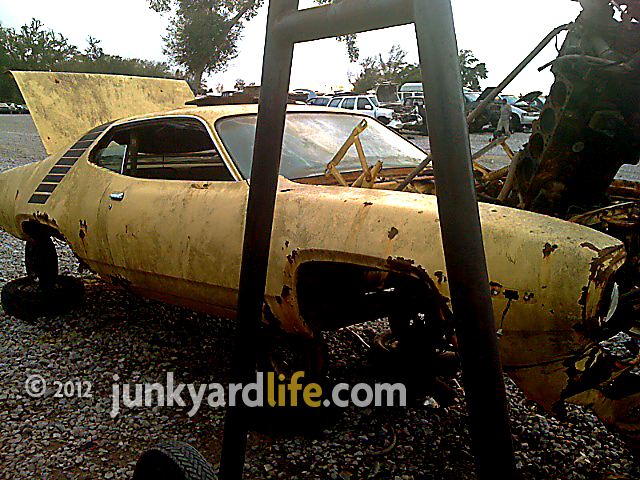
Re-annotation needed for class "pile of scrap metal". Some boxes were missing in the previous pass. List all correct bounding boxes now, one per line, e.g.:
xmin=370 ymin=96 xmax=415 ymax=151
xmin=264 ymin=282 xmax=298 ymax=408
xmin=478 ymin=0 xmax=640 ymax=278
xmin=469 ymin=0 xmax=640 ymax=452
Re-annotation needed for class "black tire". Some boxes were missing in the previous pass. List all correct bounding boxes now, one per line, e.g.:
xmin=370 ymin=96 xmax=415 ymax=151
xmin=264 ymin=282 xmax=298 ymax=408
xmin=1 ymin=275 xmax=84 ymax=321
xmin=25 ymin=237 xmax=58 ymax=284
xmin=132 ymin=441 xmax=216 ymax=480
xmin=510 ymin=114 xmax=523 ymax=133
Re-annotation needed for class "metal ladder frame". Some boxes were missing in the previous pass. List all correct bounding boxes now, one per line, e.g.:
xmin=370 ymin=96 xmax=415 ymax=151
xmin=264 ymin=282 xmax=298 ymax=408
xmin=220 ymin=1 xmax=516 ymax=478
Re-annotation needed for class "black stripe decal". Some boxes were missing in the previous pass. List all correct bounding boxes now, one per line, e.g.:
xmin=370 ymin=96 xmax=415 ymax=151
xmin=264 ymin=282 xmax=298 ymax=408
xmin=49 ymin=166 xmax=71 ymax=174
xmin=56 ymin=157 xmax=79 ymax=166
xmin=71 ymin=139 xmax=95 ymax=149
xmin=62 ymin=149 xmax=84 ymax=158
xmin=35 ymin=183 xmax=58 ymax=193
xmin=28 ymin=193 xmax=50 ymax=204
xmin=43 ymin=174 xmax=65 ymax=183
xmin=28 ymin=121 xmax=114 ymax=205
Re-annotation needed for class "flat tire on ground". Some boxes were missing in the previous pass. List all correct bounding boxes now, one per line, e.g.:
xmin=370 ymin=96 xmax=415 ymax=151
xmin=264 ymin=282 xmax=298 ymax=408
xmin=1 ymin=275 xmax=84 ymax=321
xmin=132 ymin=441 xmax=216 ymax=480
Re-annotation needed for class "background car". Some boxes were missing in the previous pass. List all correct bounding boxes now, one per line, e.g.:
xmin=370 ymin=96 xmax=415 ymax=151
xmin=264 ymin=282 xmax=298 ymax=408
xmin=0 ymin=103 xmax=12 ymax=114
xmin=396 ymin=96 xmax=428 ymax=134
xmin=464 ymin=89 xmax=540 ymax=132
xmin=306 ymin=96 xmax=332 ymax=106
xmin=327 ymin=94 xmax=394 ymax=124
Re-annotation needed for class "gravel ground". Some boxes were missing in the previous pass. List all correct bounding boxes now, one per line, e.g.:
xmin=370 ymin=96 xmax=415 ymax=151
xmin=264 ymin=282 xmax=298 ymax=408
xmin=0 ymin=114 xmax=639 ymax=479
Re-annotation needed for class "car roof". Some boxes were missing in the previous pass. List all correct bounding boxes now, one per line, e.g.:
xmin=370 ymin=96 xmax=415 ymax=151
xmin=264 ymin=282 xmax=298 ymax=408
xmin=110 ymin=104 xmax=349 ymax=127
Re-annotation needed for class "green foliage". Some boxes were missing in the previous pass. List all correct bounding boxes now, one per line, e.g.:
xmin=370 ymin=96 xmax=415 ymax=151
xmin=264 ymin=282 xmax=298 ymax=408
xmin=0 ymin=19 xmax=180 ymax=103
xmin=0 ymin=19 xmax=79 ymax=102
xmin=149 ymin=0 xmax=360 ymax=93
xmin=349 ymin=45 xmax=410 ymax=94
xmin=349 ymin=45 xmax=488 ymax=93
xmin=458 ymin=49 xmax=488 ymax=91
xmin=148 ymin=0 xmax=263 ymax=92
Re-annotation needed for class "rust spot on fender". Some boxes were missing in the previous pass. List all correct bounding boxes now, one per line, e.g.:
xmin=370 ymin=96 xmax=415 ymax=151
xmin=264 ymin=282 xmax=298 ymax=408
xmin=33 ymin=212 xmax=57 ymax=225
xmin=281 ymin=285 xmax=292 ymax=299
xmin=386 ymin=256 xmax=414 ymax=272
xmin=363 ymin=201 xmax=373 ymax=207
xmin=543 ymin=242 xmax=558 ymax=258
xmin=504 ymin=289 xmax=519 ymax=300
xmin=287 ymin=249 xmax=299 ymax=264
xmin=588 ymin=245 xmax=626 ymax=287
xmin=435 ymin=271 xmax=447 ymax=283
xmin=388 ymin=227 xmax=399 ymax=239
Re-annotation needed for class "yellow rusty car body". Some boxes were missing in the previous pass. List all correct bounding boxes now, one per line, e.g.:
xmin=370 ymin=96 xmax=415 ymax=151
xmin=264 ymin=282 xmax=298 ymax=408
xmin=0 ymin=72 xmax=628 ymax=420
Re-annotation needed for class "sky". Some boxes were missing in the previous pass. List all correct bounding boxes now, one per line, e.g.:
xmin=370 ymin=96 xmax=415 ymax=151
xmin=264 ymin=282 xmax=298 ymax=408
xmin=0 ymin=0 xmax=583 ymax=96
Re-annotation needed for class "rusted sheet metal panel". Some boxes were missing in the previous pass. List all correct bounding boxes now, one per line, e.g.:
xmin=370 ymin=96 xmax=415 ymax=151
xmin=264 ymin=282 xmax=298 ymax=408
xmin=10 ymin=71 xmax=194 ymax=155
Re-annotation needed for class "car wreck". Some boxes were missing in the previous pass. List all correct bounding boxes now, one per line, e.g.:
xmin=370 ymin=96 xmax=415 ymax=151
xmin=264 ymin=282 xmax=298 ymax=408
xmin=1 ymin=0 xmax=640 ymax=460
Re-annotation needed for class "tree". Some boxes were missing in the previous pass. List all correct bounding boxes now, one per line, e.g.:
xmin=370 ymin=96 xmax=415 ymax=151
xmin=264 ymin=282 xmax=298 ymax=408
xmin=458 ymin=49 xmax=488 ymax=91
xmin=0 ymin=19 xmax=180 ymax=103
xmin=148 ymin=0 xmax=264 ymax=93
xmin=2 ymin=18 xmax=79 ymax=70
xmin=85 ymin=36 xmax=104 ymax=61
xmin=234 ymin=78 xmax=245 ymax=90
xmin=349 ymin=45 xmax=410 ymax=93
xmin=149 ymin=0 xmax=360 ymax=94
xmin=0 ymin=19 xmax=79 ymax=102
xmin=349 ymin=45 xmax=488 ymax=94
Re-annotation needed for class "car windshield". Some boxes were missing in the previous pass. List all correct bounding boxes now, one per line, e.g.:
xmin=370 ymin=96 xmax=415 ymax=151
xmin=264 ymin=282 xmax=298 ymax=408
xmin=216 ymin=112 xmax=426 ymax=179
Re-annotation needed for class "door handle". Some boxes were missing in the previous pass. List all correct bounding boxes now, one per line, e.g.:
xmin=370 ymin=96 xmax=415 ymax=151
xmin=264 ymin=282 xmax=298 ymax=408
xmin=110 ymin=192 xmax=125 ymax=201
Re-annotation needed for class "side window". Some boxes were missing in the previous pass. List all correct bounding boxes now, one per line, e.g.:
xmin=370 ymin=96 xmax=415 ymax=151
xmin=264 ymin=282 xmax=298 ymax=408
xmin=342 ymin=97 xmax=355 ymax=110
xmin=94 ymin=141 xmax=127 ymax=173
xmin=357 ymin=98 xmax=372 ymax=110
xmin=328 ymin=98 xmax=342 ymax=108
xmin=91 ymin=117 xmax=234 ymax=181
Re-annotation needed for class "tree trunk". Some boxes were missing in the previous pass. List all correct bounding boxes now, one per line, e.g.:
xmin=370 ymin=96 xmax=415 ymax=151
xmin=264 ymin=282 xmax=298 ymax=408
xmin=191 ymin=67 xmax=206 ymax=94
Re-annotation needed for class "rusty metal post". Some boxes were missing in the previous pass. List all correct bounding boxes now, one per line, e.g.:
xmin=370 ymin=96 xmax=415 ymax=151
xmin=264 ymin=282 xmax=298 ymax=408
xmin=219 ymin=0 xmax=298 ymax=477
xmin=413 ymin=0 xmax=516 ymax=478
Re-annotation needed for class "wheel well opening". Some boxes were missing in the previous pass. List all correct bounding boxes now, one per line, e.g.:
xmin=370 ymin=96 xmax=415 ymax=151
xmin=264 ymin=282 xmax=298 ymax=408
xmin=21 ymin=221 xmax=63 ymax=242
xmin=295 ymin=260 xmax=449 ymax=333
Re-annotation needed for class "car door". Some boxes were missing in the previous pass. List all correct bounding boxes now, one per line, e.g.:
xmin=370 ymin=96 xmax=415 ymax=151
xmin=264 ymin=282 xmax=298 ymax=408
xmin=340 ymin=96 xmax=356 ymax=113
xmin=355 ymin=97 xmax=376 ymax=119
xmin=91 ymin=116 xmax=248 ymax=316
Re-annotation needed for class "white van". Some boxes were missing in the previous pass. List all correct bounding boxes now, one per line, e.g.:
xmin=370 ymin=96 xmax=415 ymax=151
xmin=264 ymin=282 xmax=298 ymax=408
xmin=399 ymin=82 xmax=424 ymax=101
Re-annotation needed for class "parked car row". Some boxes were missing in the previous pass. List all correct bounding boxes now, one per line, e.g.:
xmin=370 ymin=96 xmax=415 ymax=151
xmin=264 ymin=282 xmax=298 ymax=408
xmin=0 ymin=102 xmax=29 ymax=114
xmin=307 ymin=94 xmax=395 ymax=125
xmin=464 ymin=88 xmax=541 ymax=133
